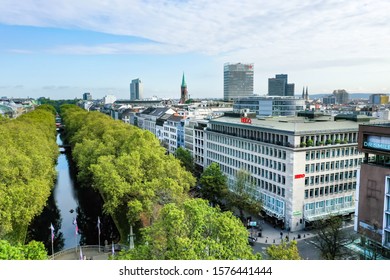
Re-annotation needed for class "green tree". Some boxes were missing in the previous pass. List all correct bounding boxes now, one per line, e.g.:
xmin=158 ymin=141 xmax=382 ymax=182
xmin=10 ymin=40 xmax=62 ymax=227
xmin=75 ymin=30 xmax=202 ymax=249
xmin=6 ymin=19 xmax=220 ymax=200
xmin=0 ymin=105 xmax=58 ymax=242
xmin=199 ymin=162 xmax=228 ymax=206
xmin=266 ymin=240 xmax=301 ymax=260
xmin=175 ymin=147 xmax=194 ymax=174
xmin=60 ymin=105 xmax=196 ymax=242
xmin=228 ymin=169 xmax=261 ymax=222
xmin=0 ymin=240 xmax=48 ymax=260
xmin=313 ymin=215 xmax=355 ymax=260
xmin=116 ymin=199 xmax=261 ymax=260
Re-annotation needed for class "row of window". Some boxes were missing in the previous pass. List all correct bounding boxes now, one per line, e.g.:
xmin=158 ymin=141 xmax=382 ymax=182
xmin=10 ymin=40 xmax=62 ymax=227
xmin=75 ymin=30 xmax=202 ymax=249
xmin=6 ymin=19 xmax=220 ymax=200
xmin=259 ymin=179 xmax=286 ymax=198
xmin=304 ymin=170 xmax=357 ymax=186
xmin=305 ymin=195 xmax=353 ymax=210
xmin=304 ymin=183 xmax=356 ymax=199
xmin=207 ymin=134 xmax=287 ymax=159
xmin=305 ymin=159 xmax=362 ymax=173
xmin=209 ymin=124 xmax=288 ymax=147
xmin=207 ymin=146 xmax=287 ymax=172
xmin=305 ymin=147 xmax=361 ymax=161
xmin=207 ymin=151 xmax=287 ymax=185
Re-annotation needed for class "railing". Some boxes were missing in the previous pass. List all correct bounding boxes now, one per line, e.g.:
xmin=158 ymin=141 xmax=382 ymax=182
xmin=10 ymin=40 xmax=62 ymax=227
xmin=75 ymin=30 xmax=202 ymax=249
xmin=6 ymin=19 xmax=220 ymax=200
xmin=50 ymin=245 xmax=105 ymax=259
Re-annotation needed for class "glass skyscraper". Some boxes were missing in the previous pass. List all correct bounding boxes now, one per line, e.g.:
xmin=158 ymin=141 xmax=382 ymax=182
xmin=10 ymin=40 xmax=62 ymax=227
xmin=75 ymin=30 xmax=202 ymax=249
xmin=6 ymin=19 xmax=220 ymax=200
xmin=130 ymin=78 xmax=143 ymax=100
xmin=223 ymin=63 xmax=254 ymax=101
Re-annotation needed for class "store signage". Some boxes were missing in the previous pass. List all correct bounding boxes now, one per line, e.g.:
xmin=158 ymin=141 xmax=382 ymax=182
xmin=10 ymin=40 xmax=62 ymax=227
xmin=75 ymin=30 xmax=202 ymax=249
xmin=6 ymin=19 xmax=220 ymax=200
xmin=363 ymin=135 xmax=390 ymax=152
xmin=294 ymin=174 xmax=305 ymax=179
xmin=241 ymin=117 xmax=252 ymax=124
xmin=293 ymin=211 xmax=302 ymax=216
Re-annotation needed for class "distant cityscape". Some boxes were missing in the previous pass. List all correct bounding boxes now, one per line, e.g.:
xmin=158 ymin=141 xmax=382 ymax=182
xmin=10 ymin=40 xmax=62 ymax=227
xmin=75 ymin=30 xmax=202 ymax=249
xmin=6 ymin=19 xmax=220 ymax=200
xmin=2 ymin=62 xmax=390 ymax=259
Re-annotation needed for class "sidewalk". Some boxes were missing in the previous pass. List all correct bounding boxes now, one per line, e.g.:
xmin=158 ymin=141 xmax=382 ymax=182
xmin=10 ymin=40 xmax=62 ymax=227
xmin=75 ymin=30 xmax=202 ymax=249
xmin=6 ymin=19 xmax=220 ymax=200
xmin=248 ymin=219 xmax=354 ymax=245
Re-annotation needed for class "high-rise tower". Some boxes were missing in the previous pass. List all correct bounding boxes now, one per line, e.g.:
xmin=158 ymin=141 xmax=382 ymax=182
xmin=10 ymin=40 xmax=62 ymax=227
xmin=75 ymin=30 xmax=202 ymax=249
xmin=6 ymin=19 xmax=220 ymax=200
xmin=130 ymin=78 xmax=143 ymax=100
xmin=223 ymin=63 xmax=254 ymax=101
xmin=180 ymin=73 xmax=188 ymax=104
xmin=268 ymin=74 xmax=295 ymax=96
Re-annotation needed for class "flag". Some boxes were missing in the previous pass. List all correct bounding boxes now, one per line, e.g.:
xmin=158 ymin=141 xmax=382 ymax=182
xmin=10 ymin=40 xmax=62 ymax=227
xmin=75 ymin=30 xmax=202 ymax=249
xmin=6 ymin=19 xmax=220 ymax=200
xmin=97 ymin=216 xmax=101 ymax=235
xmin=80 ymin=246 xmax=83 ymax=260
xmin=73 ymin=217 xmax=79 ymax=235
xmin=50 ymin=223 xmax=55 ymax=242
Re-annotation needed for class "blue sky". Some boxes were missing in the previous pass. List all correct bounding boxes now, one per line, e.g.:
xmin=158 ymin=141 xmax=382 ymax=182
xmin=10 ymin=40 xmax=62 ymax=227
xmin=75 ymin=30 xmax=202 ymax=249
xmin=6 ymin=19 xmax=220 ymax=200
xmin=1 ymin=0 xmax=390 ymax=100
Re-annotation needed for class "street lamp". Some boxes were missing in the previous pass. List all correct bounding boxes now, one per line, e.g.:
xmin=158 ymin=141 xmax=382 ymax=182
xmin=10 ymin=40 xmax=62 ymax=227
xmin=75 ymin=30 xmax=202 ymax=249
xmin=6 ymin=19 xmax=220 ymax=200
xmin=128 ymin=225 xmax=135 ymax=249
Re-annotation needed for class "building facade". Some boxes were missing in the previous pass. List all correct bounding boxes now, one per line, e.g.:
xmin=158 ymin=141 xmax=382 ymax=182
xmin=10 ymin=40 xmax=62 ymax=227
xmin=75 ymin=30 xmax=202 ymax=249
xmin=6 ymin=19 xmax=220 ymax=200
xmin=224 ymin=63 xmax=254 ymax=101
xmin=333 ymin=89 xmax=349 ymax=104
xmin=356 ymin=123 xmax=390 ymax=250
xmin=233 ymin=96 xmax=305 ymax=117
xmin=83 ymin=92 xmax=92 ymax=101
xmin=202 ymin=114 xmax=379 ymax=231
xmin=268 ymin=74 xmax=295 ymax=97
xmin=130 ymin=78 xmax=143 ymax=100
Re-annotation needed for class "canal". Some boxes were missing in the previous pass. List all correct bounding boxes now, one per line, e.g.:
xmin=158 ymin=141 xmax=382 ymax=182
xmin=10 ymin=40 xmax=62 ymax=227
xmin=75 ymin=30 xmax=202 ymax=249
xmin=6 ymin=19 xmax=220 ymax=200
xmin=26 ymin=132 xmax=119 ymax=254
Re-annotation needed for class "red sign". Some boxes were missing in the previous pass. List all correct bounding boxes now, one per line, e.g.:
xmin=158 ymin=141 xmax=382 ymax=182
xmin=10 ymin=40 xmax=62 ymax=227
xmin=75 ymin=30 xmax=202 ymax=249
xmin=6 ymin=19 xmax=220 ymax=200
xmin=294 ymin=174 xmax=305 ymax=179
xmin=241 ymin=117 xmax=252 ymax=124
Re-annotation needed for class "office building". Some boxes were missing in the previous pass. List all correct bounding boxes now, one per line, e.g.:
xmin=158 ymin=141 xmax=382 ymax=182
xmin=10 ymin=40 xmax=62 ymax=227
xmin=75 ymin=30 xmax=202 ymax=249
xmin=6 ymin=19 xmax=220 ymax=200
xmin=130 ymin=78 xmax=143 ymax=100
xmin=369 ymin=94 xmax=389 ymax=105
xmin=233 ymin=96 xmax=305 ymax=117
xmin=323 ymin=95 xmax=336 ymax=105
xmin=83 ymin=92 xmax=92 ymax=101
xmin=333 ymin=89 xmax=349 ymax=104
xmin=268 ymin=74 xmax=295 ymax=96
xmin=356 ymin=123 xmax=390 ymax=251
xmin=203 ymin=113 xmax=384 ymax=232
xmin=224 ymin=63 xmax=254 ymax=101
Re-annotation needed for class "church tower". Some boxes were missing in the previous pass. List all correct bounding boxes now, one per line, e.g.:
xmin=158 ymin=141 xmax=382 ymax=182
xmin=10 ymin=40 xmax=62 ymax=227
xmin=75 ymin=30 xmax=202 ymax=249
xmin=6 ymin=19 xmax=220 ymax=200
xmin=180 ymin=72 xmax=188 ymax=104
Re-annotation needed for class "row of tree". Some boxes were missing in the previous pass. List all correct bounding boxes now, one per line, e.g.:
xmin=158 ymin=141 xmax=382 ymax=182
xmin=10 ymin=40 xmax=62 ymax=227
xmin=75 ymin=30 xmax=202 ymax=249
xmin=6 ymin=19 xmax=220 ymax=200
xmin=0 ymin=105 xmax=58 ymax=259
xmin=60 ymin=105 xmax=267 ymax=259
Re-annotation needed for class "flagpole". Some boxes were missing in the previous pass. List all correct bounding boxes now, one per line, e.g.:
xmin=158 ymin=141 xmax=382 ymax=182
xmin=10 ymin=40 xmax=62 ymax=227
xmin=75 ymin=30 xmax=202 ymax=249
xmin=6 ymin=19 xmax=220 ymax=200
xmin=52 ymin=238 xmax=54 ymax=260
xmin=98 ymin=216 xmax=101 ymax=252
xmin=50 ymin=223 xmax=55 ymax=260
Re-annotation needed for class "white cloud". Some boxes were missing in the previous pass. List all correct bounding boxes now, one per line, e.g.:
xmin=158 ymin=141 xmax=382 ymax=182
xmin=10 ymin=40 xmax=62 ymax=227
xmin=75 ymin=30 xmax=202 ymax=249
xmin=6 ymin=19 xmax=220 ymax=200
xmin=1 ymin=0 xmax=390 ymax=59
xmin=1 ymin=0 xmax=390 ymax=95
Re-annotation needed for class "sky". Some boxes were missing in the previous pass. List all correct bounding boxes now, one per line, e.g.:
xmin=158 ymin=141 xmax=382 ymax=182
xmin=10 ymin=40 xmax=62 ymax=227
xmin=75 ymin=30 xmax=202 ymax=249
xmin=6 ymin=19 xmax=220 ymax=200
xmin=0 ymin=0 xmax=390 ymax=100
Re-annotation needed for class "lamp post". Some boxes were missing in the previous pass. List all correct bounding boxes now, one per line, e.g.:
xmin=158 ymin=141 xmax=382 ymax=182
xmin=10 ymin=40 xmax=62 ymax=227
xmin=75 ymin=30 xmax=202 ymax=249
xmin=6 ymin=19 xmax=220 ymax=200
xmin=128 ymin=225 xmax=135 ymax=249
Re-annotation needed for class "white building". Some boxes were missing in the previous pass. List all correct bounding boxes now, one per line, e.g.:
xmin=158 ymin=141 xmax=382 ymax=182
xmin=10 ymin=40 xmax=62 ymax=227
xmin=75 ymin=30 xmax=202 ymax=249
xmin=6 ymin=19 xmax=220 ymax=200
xmin=202 ymin=112 xmax=382 ymax=231
xmin=163 ymin=114 xmax=185 ymax=154
xmin=103 ymin=95 xmax=117 ymax=105
xmin=233 ymin=96 xmax=305 ymax=117
xmin=134 ymin=107 xmax=176 ymax=135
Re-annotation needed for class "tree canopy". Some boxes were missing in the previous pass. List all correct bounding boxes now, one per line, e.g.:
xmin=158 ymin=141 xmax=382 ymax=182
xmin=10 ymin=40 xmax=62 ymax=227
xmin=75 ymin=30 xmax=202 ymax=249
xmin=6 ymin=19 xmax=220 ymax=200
xmin=60 ymin=105 xmax=196 ymax=241
xmin=0 ymin=240 xmax=48 ymax=260
xmin=116 ymin=198 xmax=261 ymax=260
xmin=266 ymin=240 xmax=301 ymax=260
xmin=228 ymin=169 xmax=262 ymax=221
xmin=0 ymin=105 xmax=58 ymax=243
xmin=199 ymin=162 xmax=228 ymax=206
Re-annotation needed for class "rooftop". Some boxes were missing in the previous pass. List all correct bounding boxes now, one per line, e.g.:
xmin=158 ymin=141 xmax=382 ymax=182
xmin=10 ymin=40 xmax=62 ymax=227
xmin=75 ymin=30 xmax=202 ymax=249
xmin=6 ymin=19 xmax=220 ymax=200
xmin=209 ymin=115 xmax=387 ymax=134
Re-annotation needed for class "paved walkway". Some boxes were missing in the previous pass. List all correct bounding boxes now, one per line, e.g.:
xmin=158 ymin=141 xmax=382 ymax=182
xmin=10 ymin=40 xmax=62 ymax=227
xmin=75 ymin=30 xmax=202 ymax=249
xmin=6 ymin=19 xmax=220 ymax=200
xmin=248 ymin=219 xmax=354 ymax=245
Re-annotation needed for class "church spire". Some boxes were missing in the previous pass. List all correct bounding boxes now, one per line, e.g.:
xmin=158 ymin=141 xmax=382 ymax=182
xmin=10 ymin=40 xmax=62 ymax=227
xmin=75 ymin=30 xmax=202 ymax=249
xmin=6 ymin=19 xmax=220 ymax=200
xmin=181 ymin=72 xmax=187 ymax=88
xmin=180 ymin=72 xmax=188 ymax=104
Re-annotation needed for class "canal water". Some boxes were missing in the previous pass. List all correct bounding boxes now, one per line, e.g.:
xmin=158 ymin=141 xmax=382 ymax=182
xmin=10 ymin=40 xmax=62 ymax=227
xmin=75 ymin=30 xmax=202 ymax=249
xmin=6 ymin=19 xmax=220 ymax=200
xmin=26 ymin=132 xmax=119 ymax=254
